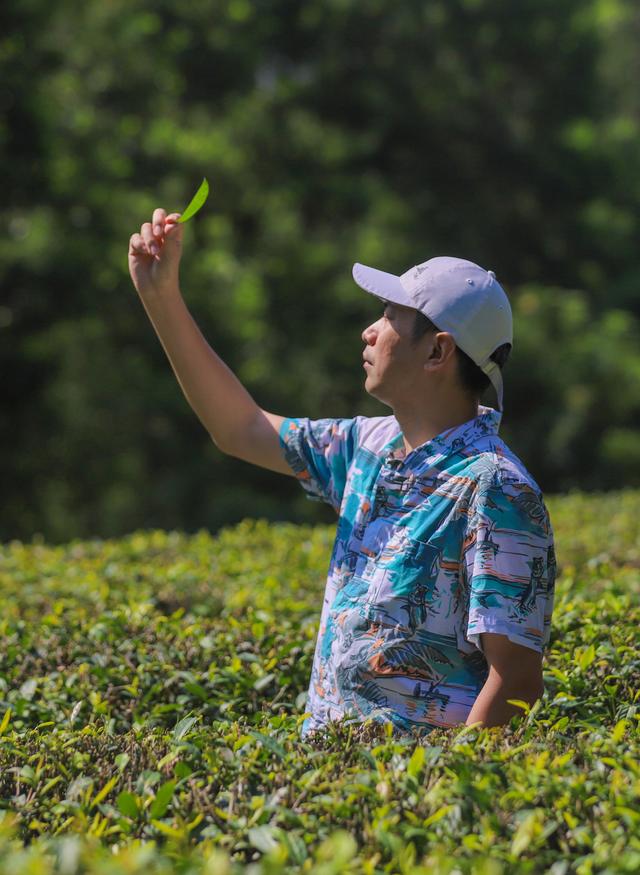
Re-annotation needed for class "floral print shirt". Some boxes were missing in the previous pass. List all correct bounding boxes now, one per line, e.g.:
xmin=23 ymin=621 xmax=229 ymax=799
xmin=279 ymin=405 xmax=556 ymax=739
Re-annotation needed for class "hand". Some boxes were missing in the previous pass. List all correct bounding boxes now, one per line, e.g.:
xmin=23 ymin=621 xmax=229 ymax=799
xmin=128 ymin=208 xmax=184 ymax=298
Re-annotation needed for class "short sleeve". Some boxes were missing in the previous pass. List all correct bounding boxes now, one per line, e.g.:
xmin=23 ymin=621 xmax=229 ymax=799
xmin=461 ymin=474 xmax=556 ymax=655
xmin=278 ymin=416 xmax=360 ymax=513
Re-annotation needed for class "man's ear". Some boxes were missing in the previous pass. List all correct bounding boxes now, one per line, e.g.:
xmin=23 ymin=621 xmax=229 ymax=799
xmin=425 ymin=331 xmax=457 ymax=367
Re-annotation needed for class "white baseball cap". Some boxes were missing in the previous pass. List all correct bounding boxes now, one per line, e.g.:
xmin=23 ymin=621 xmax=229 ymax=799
xmin=352 ymin=256 xmax=513 ymax=411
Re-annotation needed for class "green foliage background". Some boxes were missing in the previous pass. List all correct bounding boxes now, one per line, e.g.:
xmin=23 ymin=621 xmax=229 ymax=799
xmin=3 ymin=0 xmax=640 ymax=543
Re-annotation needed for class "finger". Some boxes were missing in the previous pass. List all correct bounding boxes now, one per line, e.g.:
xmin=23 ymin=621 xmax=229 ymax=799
xmin=164 ymin=217 xmax=182 ymax=239
xmin=140 ymin=222 xmax=157 ymax=252
xmin=152 ymin=208 xmax=166 ymax=237
xmin=166 ymin=213 xmax=181 ymax=223
xmin=129 ymin=233 xmax=148 ymax=256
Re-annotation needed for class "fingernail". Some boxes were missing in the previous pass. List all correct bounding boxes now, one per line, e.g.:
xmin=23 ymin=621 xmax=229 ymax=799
xmin=154 ymin=225 xmax=162 ymax=235
xmin=150 ymin=243 xmax=159 ymax=254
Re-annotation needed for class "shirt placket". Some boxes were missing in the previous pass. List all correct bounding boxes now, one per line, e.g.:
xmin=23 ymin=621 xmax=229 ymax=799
xmin=370 ymin=455 xmax=416 ymax=521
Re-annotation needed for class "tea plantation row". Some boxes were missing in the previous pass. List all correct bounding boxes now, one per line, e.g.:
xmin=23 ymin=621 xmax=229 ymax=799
xmin=0 ymin=490 xmax=638 ymax=873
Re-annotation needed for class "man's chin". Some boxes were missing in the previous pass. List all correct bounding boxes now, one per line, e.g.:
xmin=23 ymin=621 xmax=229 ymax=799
xmin=364 ymin=382 xmax=390 ymax=406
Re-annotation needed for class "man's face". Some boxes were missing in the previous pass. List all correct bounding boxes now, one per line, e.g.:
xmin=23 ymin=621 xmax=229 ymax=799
xmin=361 ymin=300 xmax=430 ymax=405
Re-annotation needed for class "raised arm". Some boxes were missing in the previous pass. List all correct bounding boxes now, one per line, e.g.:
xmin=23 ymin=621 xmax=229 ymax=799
xmin=127 ymin=207 xmax=295 ymax=477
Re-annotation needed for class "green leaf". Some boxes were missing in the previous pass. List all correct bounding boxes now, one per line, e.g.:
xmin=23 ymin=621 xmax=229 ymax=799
xmin=174 ymin=762 xmax=192 ymax=779
xmin=151 ymin=819 xmax=182 ymax=839
xmin=247 ymin=730 xmax=286 ymax=760
xmin=40 ymin=775 xmax=63 ymax=796
xmin=177 ymin=177 xmax=209 ymax=223
xmin=576 ymin=644 xmax=596 ymax=671
xmin=612 ymin=719 xmax=629 ymax=743
xmin=511 ymin=810 xmax=543 ymax=857
xmin=253 ymin=672 xmax=276 ymax=692
xmin=248 ymin=824 xmax=281 ymax=854
xmin=117 ymin=791 xmax=140 ymax=818
xmin=407 ymin=745 xmax=426 ymax=779
xmin=506 ymin=699 xmax=532 ymax=714
xmin=172 ymin=715 xmax=198 ymax=743
xmin=115 ymin=753 xmax=130 ymax=772
xmin=184 ymin=681 xmax=209 ymax=700
xmin=149 ymin=779 xmax=176 ymax=819
xmin=281 ymin=831 xmax=308 ymax=865
xmin=423 ymin=804 xmax=455 ymax=828
xmin=0 ymin=708 xmax=11 ymax=736
xmin=91 ymin=775 xmax=119 ymax=807
xmin=19 ymin=765 xmax=36 ymax=785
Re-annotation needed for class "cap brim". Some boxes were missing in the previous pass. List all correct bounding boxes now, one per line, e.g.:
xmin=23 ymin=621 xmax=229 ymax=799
xmin=352 ymin=263 xmax=411 ymax=307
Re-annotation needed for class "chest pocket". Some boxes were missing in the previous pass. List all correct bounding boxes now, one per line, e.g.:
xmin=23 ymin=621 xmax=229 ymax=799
xmin=359 ymin=515 xmax=395 ymax=560
xmin=359 ymin=472 xmax=418 ymax=555
xmin=401 ymin=537 xmax=440 ymax=582
xmin=391 ymin=536 xmax=442 ymax=631
xmin=360 ymin=532 xmax=443 ymax=630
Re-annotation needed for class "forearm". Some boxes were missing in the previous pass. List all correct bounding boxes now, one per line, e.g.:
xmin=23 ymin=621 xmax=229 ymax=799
xmin=137 ymin=288 xmax=261 ymax=450
xmin=465 ymin=672 xmax=543 ymax=729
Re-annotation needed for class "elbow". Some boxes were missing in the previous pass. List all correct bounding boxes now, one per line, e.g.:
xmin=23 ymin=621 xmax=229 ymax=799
xmin=209 ymin=432 xmax=232 ymax=455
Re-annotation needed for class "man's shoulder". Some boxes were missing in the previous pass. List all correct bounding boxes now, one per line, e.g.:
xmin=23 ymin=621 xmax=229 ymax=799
xmin=466 ymin=437 xmax=545 ymax=500
xmin=463 ymin=438 xmax=554 ymax=536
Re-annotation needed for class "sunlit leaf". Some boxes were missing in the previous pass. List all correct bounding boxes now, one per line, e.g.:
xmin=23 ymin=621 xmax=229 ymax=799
xmin=407 ymin=744 xmax=425 ymax=779
xmin=149 ymin=779 xmax=176 ymax=819
xmin=116 ymin=791 xmax=139 ymax=818
xmin=172 ymin=715 xmax=198 ymax=743
xmin=177 ymin=177 xmax=209 ymax=223
xmin=91 ymin=776 xmax=119 ymax=807
xmin=0 ymin=709 xmax=11 ymax=735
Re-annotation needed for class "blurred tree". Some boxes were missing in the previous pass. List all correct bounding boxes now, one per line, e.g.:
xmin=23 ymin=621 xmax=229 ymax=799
xmin=1 ymin=0 xmax=639 ymax=543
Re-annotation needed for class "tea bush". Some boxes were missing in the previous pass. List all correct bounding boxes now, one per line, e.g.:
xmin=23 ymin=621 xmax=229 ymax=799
xmin=0 ymin=491 xmax=638 ymax=873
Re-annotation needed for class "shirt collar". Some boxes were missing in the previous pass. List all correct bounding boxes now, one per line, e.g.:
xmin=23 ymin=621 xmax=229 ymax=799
xmin=385 ymin=405 xmax=502 ymax=464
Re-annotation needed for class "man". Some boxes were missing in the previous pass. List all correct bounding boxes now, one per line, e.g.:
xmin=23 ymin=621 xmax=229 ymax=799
xmin=128 ymin=209 xmax=556 ymax=742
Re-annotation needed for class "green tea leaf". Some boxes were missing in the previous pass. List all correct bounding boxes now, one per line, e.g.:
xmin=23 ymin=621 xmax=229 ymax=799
xmin=172 ymin=715 xmax=198 ymax=743
xmin=151 ymin=819 xmax=182 ymax=839
xmin=422 ymin=804 xmax=454 ymax=828
xmin=281 ymin=831 xmax=308 ymax=866
xmin=248 ymin=730 xmax=286 ymax=760
xmin=184 ymin=681 xmax=209 ymax=700
xmin=576 ymin=643 xmax=596 ymax=670
xmin=117 ymin=791 xmax=140 ymax=818
xmin=174 ymin=762 xmax=192 ymax=779
xmin=0 ymin=708 xmax=11 ymax=735
xmin=149 ymin=779 xmax=176 ymax=819
xmin=511 ymin=810 xmax=543 ymax=858
xmin=407 ymin=744 xmax=426 ymax=779
xmin=115 ymin=753 xmax=130 ymax=772
xmin=248 ymin=825 xmax=281 ymax=854
xmin=612 ymin=719 xmax=629 ymax=743
xmin=92 ymin=775 xmax=119 ymax=807
xmin=506 ymin=698 xmax=532 ymax=713
xmin=177 ymin=177 xmax=209 ymax=223
xmin=253 ymin=673 xmax=276 ymax=692
xmin=40 ymin=776 xmax=63 ymax=796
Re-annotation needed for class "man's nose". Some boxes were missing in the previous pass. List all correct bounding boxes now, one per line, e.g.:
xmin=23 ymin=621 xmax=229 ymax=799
xmin=362 ymin=323 xmax=377 ymax=344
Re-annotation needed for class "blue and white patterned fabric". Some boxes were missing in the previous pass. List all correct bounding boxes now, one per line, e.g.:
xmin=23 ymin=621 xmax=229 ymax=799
xmin=279 ymin=405 xmax=556 ymax=740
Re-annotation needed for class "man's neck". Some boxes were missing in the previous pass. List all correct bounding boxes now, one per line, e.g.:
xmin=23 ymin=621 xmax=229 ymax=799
xmin=393 ymin=397 xmax=480 ymax=456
